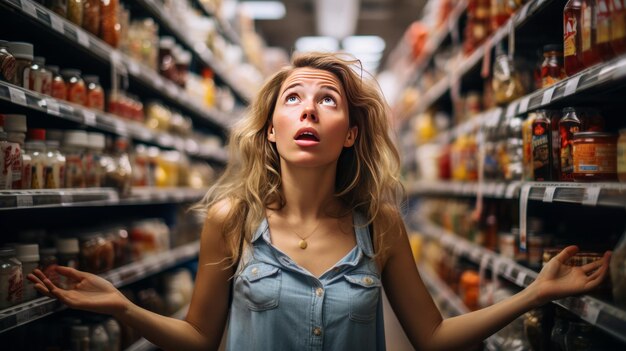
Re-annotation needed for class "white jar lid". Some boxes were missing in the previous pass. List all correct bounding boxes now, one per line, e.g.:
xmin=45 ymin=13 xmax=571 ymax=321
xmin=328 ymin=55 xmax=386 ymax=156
xmin=64 ymin=130 xmax=89 ymax=148
xmin=7 ymin=42 xmax=33 ymax=60
xmin=56 ymin=238 xmax=79 ymax=254
xmin=3 ymin=115 xmax=27 ymax=133
xmin=15 ymin=244 xmax=40 ymax=262
xmin=88 ymin=132 xmax=105 ymax=150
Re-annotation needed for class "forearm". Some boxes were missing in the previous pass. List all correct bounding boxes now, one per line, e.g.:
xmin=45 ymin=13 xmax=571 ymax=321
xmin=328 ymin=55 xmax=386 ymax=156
xmin=114 ymin=301 xmax=211 ymax=351
xmin=426 ymin=287 xmax=539 ymax=351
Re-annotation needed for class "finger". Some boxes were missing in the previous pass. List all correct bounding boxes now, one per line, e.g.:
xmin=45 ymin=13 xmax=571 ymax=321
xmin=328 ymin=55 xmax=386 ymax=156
xmin=33 ymin=283 xmax=54 ymax=298
xmin=581 ymin=259 xmax=604 ymax=274
xmin=555 ymin=245 xmax=579 ymax=264
xmin=55 ymin=266 xmax=86 ymax=281
xmin=27 ymin=273 xmax=44 ymax=286
xmin=37 ymin=270 xmax=61 ymax=292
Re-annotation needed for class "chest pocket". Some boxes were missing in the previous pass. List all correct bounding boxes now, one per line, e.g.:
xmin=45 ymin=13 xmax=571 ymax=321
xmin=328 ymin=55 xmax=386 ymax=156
xmin=344 ymin=273 xmax=381 ymax=323
xmin=239 ymin=262 xmax=282 ymax=311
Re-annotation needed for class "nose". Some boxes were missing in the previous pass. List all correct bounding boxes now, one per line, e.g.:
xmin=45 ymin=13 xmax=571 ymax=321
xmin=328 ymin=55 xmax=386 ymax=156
xmin=300 ymin=104 xmax=318 ymax=122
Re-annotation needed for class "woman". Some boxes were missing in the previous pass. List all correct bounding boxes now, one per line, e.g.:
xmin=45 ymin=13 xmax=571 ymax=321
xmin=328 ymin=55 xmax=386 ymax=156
xmin=29 ymin=53 xmax=611 ymax=350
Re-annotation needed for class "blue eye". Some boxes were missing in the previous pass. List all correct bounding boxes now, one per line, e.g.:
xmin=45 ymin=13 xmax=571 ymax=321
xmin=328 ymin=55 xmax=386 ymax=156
xmin=286 ymin=95 xmax=299 ymax=103
xmin=321 ymin=96 xmax=336 ymax=106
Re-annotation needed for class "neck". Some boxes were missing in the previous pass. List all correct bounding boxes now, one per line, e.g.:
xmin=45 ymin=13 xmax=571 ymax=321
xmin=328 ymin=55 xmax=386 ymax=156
xmin=276 ymin=162 xmax=341 ymax=221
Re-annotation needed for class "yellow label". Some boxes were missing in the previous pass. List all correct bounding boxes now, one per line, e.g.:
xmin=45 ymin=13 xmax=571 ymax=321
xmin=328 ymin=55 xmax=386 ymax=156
xmin=564 ymin=36 xmax=577 ymax=56
xmin=582 ymin=7 xmax=592 ymax=51
xmin=613 ymin=17 xmax=626 ymax=40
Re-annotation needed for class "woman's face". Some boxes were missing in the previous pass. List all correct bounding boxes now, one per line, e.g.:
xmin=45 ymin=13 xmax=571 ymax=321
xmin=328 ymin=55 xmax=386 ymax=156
xmin=268 ymin=67 xmax=358 ymax=168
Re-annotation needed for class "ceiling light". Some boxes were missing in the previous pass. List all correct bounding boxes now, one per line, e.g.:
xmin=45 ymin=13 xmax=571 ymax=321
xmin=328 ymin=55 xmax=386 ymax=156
xmin=239 ymin=1 xmax=286 ymax=20
xmin=295 ymin=36 xmax=340 ymax=52
xmin=315 ymin=0 xmax=360 ymax=39
xmin=342 ymin=36 xmax=386 ymax=54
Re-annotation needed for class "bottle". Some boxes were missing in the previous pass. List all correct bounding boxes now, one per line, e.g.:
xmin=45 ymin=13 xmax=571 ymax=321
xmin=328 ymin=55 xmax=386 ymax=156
xmin=82 ymin=0 xmax=101 ymax=35
xmin=103 ymin=318 xmax=121 ymax=351
xmin=84 ymin=75 xmax=104 ymax=110
xmin=90 ymin=320 xmax=111 ymax=351
xmin=104 ymin=137 xmax=132 ymax=197
xmin=4 ymin=115 xmax=30 ymax=189
xmin=541 ymin=44 xmax=567 ymax=88
xmin=159 ymin=36 xmax=177 ymax=82
xmin=46 ymin=0 xmax=68 ymax=17
xmin=39 ymin=247 xmax=60 ymax=287
xmin=100 ymin=0 xmax=120 ymax=48
xmin=581 ymin=0 xmax=601 ymax=67
xmin=6 ymin=42 xmax=33 ymax=88
xmin=0 ymin=40 xmax=17 ymax=83
xmin=70 ymin=325 xmax=90 ymax=351
xmin=564 ymin=0 xmax=586 ymax=76
xmin=67 ymin=0 xmax=84 ymax=26
xmin=618 ymin=128 xmax=626 ymax=183
xmin=559 ymin=108 xmax=582 ymax=181
xmin=610 ymin=0 xmax=626 ymax=55
xmin=0 ymin=247 xmax=23 ymax=309
xmin=86 ymin=132 xmax=105 ymax=187
xmin=31 ymin=57 xmax=52 ymax=95
xmin=55 ymin=238 xmax=79 ymax=289
xmin=48 ymin=65 xmax=68 ymax=100
xmin=25 ymin=129 xmax=48 ymax=189
xmin=202 ymin=68 xmax=216 ymax=107
xmin=61 ymin=69 xmax=87 ymax=106
xmin=174 ymin=49 xmax=191 ymax=88
xmin=63 ymin=130 xmax=88 ymax=188
xmin=595 ymin=0 xmax=615 ymax=60
xmin=45 ymin=139 xmax=66 ymax=189
xmin=532 ymin=110 xmax=553 ymax=181
xmin=14 ymin=244 xmax=39 ymax=302
xmin=25 ymin=55 xmax=42 ymax=93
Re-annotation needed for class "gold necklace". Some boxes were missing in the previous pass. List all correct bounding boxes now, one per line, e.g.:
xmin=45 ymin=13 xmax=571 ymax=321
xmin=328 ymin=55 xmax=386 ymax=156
xmin=292 ymin=220 xmax=322 ymax=249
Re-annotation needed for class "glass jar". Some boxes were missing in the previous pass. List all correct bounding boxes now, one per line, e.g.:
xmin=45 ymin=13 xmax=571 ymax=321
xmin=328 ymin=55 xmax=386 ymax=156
xmin=104 ymin=137 xmax=132 ymax=197
xmin=67 ymin=0 xmax=83 ymax=26
xmin=0 ymin=40 xmax=17 ymax=83
xmin=106 ymin=226 xmax=130 ymax=267
xmin=84 ymin=75 xmax=104 ymax=111
xmin=100 ymin=0 xmax=120 ymax=47
xmin=25 ymin=129 xmax=48 ymax=190
xmin=39 ymin=247 xmax=60 ymax=287
xmin=82 ymin=0 xmax=100 ymax=35
xmin=559 ymin=107 xmax=582 ymax=181
xmin=564 ymin=321 xmax=594 ymax=350
xmin=61 ymin=69 xmax=87 ymax=106
xmin=618 ymin=128 xmax=626 ymax=183
xmin=572 ymin=132 xmax=618 ymax=181
xmin=4 ymin=114 xmax=30 ymax=190
xmin=0 ymin=247 xmax=23 ymax=309
xmin=492 ymin=45 xmax=525 ymax=104
xmin=15 ymin=244 xmax=39 ymax=302
xmin=158 ymin=36 xmax=177 ymax=82
xmin=7 ymin=42 xmax=33 ymax=88
xmin=541 ymin=44 xmax=566 ymax=88
xmin=80 ymin=232 xmax=114 ymax=274
xmin=55 ymin=238 xmax=80 ymax=289
xmin=63 ymin=130 xmax=88 ymax=188
xmin=48 ymin=65 xmax=68 ymax=100
xmin=32 ymin=57 xmax=52 ymax=95
xmin=85 ymin=132 xmax=105 ymax=187
xmin=44 ymin=139 xmax=66 ymax=189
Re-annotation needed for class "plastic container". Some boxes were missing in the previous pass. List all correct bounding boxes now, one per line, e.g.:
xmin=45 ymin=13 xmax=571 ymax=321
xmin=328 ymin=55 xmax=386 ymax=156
xmin=63 ymin=130 xmax=88 ymax=188
xmin=56 ymin=238 xmax=80 ymax=289
xmin=45 ymin=139 xmax=66 ymax=189
xmin=15 ymin=244 xmax=40 ymax=302
xmin=60 ymin=69 xmax=87 ymax=106
xmin=48 ymin=65 xmax=68 ymax=100
xmin=3 ymin=115 xmax=30 ymax=190
xmin=572 ymin=132 xmax=618 ymax=181
xmin=79 ymin=232 xmax=114 ymax=274
xmin=0 ymin=247 xmax=23 ymax=308
xmin=84 ymin=75 xmax=104 ymax=111
xmin=31 ymin=57 xmax=52 ymax=95
xmin=7 ymin=42 xmax=33 ymax=88
xmin=25 ymin=129 xmax=47 ymax=189
xmin=0 ymin=40 xmax=17 ymax=83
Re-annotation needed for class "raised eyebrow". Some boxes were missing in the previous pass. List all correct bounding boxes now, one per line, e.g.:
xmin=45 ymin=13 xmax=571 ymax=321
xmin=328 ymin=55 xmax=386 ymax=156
xmin=320 ymin=85 xmax=342 ymax=96
xmin=280 ymin=83 xmax=303 ymax=97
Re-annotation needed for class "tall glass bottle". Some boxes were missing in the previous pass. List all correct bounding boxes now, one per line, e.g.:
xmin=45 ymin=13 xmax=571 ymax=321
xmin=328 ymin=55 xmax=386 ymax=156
xmin=564 ymin=0 xmax=586 ymax=75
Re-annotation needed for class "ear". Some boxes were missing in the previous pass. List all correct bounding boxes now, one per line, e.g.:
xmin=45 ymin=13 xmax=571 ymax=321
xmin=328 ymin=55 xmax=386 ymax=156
xmin=344 ymin=125 xmax=358 ymax=147
xmin=267 ymin=123 xmax=276 ymax=142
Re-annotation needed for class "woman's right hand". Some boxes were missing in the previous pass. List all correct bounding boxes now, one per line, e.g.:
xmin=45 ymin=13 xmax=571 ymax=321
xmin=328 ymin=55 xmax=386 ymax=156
xmin=28 ymin=266 xmax=130 ymax=317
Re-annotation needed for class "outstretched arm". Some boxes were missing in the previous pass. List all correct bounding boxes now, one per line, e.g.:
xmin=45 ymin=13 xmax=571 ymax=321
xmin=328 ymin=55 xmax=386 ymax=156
xmin=382 ymin=222 xmax=610 ymax=351
xmin=29 ymin=203 xmax=235 ymax=351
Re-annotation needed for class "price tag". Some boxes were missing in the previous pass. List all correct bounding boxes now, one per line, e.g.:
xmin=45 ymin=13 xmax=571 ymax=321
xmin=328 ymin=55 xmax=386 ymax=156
xmin=128 ymin=61 xmax=140 ymax=75
xmin=76 ymin=30 xmax=90 ymax=48
xmin=83 ymin=110 xmax=97 ymax=126
xmin=541 ymin=86 xmax=556 ymax=106
xmin=50 ymin=13 xmax=64 ymax=33
xmin=20 ymin=0 xmax=37 ymax=18
xmin=114 ymin=120 xmax=128 ymax=135
xmin=516 ymin=272 xmax=527 ymax=286
xmin=16 ymin=194 xmax=33 ymax=208
xmin=505 ymin=264 xmax=515 ymax=278
xmin=46 ymin=98 xmax=60 ymax=116
xmin=8 ymin=86 xmax=27 ymax=106
xmin=107 ymin=273 xmax=122 ymax=287
xmin=518 ymin=96 xmax=531 ymax=114
xmin=506 ymin=101 xmax=518 ymax=118
xmin=166 ymin=83 xmax=177 ymax=97
xmin=542 ymin=186 xmax=557 ymax=202
xmin=110 ymin=51 xmax=122 ymax=67
xmin=563 ymin=75 xmax=582 ymax=97
xmin=582 ymin=303 xmax=601 ymax=325
xmin=598 ymin=65 xmax=615 ymax=81
xmin=582 ymin=186 xmax=601 ymax=206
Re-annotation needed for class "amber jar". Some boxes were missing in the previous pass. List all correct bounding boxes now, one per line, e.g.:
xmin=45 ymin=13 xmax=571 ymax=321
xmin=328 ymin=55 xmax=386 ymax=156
xmin=79 ymin=232 xmax=114 ymax=274
xmin=60 ymin=69 xmax=87 ymax=106
xmin=618 ymin=129 xmax=626 ymax=183
xmin=541 ymin=44 xmax=566 ymax=88
xmin=572 ymin=132 xmax=618 ymax=181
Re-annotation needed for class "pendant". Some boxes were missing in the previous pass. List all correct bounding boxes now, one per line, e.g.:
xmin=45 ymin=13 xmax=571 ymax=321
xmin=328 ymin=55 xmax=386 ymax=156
xmin=299 ymin=239 xmax=308 ymax=249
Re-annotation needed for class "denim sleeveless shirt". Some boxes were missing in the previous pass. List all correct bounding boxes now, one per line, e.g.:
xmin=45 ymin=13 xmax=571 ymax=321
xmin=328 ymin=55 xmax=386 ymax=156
xmin=226 ymin=212 xmax=386 ymax=350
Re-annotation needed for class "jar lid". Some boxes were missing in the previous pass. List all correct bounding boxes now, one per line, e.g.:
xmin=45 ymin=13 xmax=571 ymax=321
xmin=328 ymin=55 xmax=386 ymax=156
xmin=56 ymin=238 xmax=80 ymax=254
xmin=0 ymin=247 xmax=16 ymax=257
xmin=573 ymin=131 xmax=617 ymax=138
xmin=15 ymin=244 xmax=40 ymax=262
xmin=3 ymin=114 xmax=27 ymax=133
xmin=543 ymin=44 xmax=562 ymax=53
xmin=160 ymin=36 xmax=175 ymax=49
xmin=27 ymin=128 xmax=46 ymax=141
xmin=46 ymin=129 xmax=64 ymax=142
xmin=7 ymin=42 xmax=34 ymax=60
xmin=63 ymin=130 xmax=89 ymax=148
xmin=88 ymin=132 xmax=105 ymax=150
xmin=83 ymin=75 xmax=99 ymax=85
xmin=60 ymin=69 xmax=82 ymax=78
xmin=47 ymin=65 xmax=60 ymax=74
xmin=40 ymin=247 xmax=58 ymax=256
xmin=33 ymin=56 xmax=45 ymax=65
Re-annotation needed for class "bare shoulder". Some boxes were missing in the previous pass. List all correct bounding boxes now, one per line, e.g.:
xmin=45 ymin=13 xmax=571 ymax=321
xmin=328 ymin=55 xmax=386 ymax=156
xmin=204 ymin=198 xmax=235 ymax=228
xmin=373 ymin=205 xmax=408 ymax=269
xmin=200 ymin=198 xmax=238 ymax=261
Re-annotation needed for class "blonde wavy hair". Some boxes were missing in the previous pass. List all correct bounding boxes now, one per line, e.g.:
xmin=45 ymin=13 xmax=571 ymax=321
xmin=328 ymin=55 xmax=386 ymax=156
xmin=194 ymin=52 xmax=404 ymax=267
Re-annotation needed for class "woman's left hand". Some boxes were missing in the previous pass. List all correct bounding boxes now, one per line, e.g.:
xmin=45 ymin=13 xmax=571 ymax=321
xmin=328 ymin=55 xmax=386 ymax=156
xmin=529 ymin=245 xmax=611 ymax=306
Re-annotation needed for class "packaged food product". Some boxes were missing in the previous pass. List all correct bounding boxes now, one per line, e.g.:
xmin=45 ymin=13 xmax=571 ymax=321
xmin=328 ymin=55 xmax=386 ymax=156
xmin=84 ymin=75 xmax=104 ymax=110
xmin=100 ymin=0 xmax=120 ymax=47
xmin=595 ymin=0 xmax=615 ymax=60
xmin=15 ymin=244 xmax=39 ymax=302
xmin=82 ymin=0 xmax=100 ymax=35
xmin=48 ymin=65 xmax=68 ymax=100
xmin=86 ymin=132 xmax=105 ymax=187
xmin=80 ymin=233 xmax=114 ymax=274
xmin=56 ymin=238 xmax=80 ymax=289
xmin=532 ymin=110 xmax=554 ymax=181
xmin=609 ymin=0 xmax=626 ymax=55
xmin=492 ymin=45 xmax=525 ymax=104
xmin=46 ymin=0 xmax=68 ymax=17
xmin=559 ymin=108 xmax=582 ymax=181
xmin=31 ymin=57 xmax=52 ymax=95
xmin=67 ymin=0 xmax=84 ymax=26
xmin=25 ymin=129 xmax=48 ymax=189
xmin=45 ymin=139 xmax=66 ymax=189
xmin=3 ymin=114 xmax=30 ymax=190
xmin=0 ymin=247 xmax=23 ymax=309
xmin=7 ymin=41 xmax=33 ymax=88
xmin=63 ymin=130 xmax=88 ymax=188
xmin=572 ymin=132 xmax=618 ymax=181
xmin=541 ymin=44 xmax=566 ymax=88
xmin=103 ymin=137 xmax=132 ymax=197
xmin=39 ymin=247 xmax=60 ymax=286
xmin=0 ymin=40 xmax=17 ymax=83
xmin=581 ymin=0 xmax=601 ymax=67
xmin=564 ymin=0 xmax=586 ymax=75
xmin=60 ymin=69 xmax=87 ymax=106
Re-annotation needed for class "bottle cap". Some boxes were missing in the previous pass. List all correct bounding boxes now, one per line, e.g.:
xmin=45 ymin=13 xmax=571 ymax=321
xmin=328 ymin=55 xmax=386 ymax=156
xmin=543 ymin=44 xmax=563 ymax=53
xmin=83 ymin=75 xmax=100 ymax=85
xmin=46 ymin=129 xmax=64 ymax=142
xmin=159 ymin=36 xmax=175 ymax=49
xmin=63 ymin=130 xmax=89 ymax=148
xmin=0 ymin=247 xmax=16 ymax=258
xmin=60 ymin=69 xmax=82 ymax=79
xmin=3 ymin=115 xmax=27 ymax=133
xmin=56 ymin=238 xmax=79 ymax=254
xmin=15 ymin=244 xmax=40 ymax=262
xmin=47 ymin=65 xmax=60 ymax=74
xmin=33 ymin=56 xmax=45 ymax=65
xmin=7 ymin=42 xmax=34 ymax=60
xmin=27 ymin=128 xmax=46 ymax=141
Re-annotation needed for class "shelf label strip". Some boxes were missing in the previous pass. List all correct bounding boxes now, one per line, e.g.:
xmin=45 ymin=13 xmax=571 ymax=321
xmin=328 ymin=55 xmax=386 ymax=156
xmin=83 ymin=110 xmax=97 ymax=126
xmin=582 ymin=186 xmax=601 ymax=206
xmin=563 ymin=75 xmax=582 ymax=97
xmin=45 ymin=98 xmax=60 ymax=116
xmin=49 ymin=12 xmax=64 ymax=33
xmin=541 ymin=86 xmax=556 ymax=106
xmin=542 ymin=186 xmax=556 ymax=202
xmin=518 ymin=96 xmax=531 ymax=114
xmin=8 ymin=87 xmax=27 ymax=106
xmin=20 ymin=0 xmax=37 ymax=18
xmin=519 ymin=183 xmax=532 ymax=251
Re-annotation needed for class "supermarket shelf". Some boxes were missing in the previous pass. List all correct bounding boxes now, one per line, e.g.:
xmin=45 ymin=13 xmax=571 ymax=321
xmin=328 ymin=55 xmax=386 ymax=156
xmin=408 ymin=180 xmax=626 ymax=208
xmin=0 ymin=187 xmax=207 ymax=210
xmin=124 ymin=304 xmax=190 ymax=351
xmin=414 ymin=217 xmax=626 ymax=343
xmin=135 ymin=0 xmax=253 ymax=103
xmin=418 ymin=263 xmax=470 ymax=317
xmin=0 ymin=241 xmax=199 ymax=334
xmin=194 ymin=0 xmax=242 ymax=46
xmin=0 ymin=82 xmax=228 ymax=163
xmin=1 ymin=0 xmax=237 ymax=130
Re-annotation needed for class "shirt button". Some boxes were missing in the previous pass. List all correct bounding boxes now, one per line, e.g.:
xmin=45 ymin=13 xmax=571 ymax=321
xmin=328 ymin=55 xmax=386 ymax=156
xmin=315 ymin=287 xmax=324 ymax=297
xmin=363 ymin=277 xmax=373 ymax=285
xmin=313 ymin=327 xmax=322 ymax=336
xmin=251 ymin=267 xmax=258 ymax=276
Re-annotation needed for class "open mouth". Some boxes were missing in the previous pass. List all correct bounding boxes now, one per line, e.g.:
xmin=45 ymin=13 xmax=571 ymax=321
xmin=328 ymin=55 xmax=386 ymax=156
xmin=295 ymin=131 xmax=320 ymax=142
